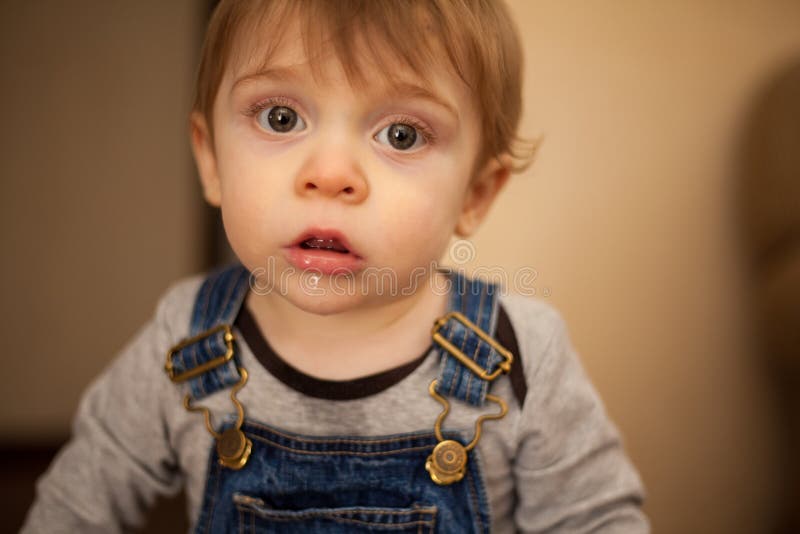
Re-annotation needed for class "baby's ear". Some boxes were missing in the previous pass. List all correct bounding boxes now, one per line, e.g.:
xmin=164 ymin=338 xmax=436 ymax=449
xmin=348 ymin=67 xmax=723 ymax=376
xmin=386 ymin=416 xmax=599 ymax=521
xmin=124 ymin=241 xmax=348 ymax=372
xmin=455 ymin=153 xmax=512 ymax=237
xmin=190 ymin=111 xmax=222 ymax=207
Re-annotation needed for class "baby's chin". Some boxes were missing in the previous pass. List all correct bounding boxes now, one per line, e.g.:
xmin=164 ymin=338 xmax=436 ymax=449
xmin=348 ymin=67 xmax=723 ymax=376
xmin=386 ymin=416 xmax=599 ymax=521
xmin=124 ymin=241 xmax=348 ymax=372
xmin=277 ymin=277 xmax=381 ymax=316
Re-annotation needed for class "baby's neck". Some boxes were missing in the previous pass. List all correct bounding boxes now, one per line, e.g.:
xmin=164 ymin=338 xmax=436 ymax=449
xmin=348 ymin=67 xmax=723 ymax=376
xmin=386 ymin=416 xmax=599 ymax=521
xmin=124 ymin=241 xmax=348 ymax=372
xmin=244 ymin=272 xmax=450 ymax=381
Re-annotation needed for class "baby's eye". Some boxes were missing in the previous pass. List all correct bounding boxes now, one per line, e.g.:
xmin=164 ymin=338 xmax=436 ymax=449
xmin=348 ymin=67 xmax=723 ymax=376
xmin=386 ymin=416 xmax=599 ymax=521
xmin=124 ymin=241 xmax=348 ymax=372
xmin=256 ymin=105 xmax=306 ymax=134
xmin=375 ymin=123 xmax=427 ymax=151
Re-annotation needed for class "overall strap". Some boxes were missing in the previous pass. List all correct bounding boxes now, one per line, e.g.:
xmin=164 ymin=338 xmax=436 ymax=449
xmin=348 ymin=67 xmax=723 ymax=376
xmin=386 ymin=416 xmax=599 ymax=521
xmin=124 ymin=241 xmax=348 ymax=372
xmin=165 ymin=262 xmax=251 ymax=400
xmin=433 ymin=271 xmax=512 ymax=407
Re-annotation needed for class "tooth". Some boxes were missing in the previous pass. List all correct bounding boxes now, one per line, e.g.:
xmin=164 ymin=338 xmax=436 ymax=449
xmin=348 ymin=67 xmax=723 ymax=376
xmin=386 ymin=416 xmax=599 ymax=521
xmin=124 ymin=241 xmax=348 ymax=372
xmin=301 ymin=237 xmax=348 ymax=253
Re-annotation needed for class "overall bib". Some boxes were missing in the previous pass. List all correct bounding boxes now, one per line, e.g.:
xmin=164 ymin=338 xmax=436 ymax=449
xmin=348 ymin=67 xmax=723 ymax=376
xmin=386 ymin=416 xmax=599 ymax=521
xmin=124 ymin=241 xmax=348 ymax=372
xmin=165 ymin=263 xmax=514 ymax=533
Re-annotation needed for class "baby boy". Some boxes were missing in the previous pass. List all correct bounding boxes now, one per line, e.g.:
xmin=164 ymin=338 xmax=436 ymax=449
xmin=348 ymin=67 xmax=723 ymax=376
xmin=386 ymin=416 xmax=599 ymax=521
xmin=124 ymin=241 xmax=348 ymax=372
xmin=23 ymin=1 xmax=648 ymax=532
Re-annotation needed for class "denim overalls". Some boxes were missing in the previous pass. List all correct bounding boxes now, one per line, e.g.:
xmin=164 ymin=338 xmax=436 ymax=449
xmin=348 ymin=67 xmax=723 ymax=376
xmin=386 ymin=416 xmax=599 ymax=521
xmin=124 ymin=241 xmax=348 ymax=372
xmin=165 ymin=263 xmax=514 ymax=533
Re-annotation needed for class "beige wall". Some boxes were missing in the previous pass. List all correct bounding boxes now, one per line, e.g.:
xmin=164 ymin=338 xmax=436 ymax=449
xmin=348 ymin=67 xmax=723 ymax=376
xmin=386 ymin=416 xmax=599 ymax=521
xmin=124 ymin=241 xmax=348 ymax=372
xmin=0 ymin=2 xmax=207 ymax=436
xmin=464 ymin=1 xmax=799 ymax=532
xmin=2 ymin=2 xmax=799 ymax=533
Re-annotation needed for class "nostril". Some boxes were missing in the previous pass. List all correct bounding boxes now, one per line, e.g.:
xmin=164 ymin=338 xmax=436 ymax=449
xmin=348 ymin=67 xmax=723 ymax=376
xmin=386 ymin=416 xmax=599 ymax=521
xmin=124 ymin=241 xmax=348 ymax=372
xmin=305 ymin=182 xmax=317 ymax=191
xmin=343 ymin=186 xmax=354 ymax=194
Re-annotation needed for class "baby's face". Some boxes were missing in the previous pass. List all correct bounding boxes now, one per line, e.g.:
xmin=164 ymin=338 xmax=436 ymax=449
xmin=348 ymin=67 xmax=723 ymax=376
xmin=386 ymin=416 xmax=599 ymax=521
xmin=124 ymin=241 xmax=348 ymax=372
xmin=194 ymin=23 xmax=487 ymax=314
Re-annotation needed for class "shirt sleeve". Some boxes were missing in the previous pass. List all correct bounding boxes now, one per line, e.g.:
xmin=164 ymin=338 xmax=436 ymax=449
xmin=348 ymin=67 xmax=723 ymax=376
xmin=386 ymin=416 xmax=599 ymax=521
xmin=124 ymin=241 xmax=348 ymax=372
xmin=21 ymin=290 xmax=187 ymax=534
xmin=513 ymin=308 xmax=650 ymax=533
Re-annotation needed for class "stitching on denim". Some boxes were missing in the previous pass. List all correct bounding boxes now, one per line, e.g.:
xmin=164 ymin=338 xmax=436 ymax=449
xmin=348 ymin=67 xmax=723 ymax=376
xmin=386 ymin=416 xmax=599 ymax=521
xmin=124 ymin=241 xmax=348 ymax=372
xmin=459 ymin=275 xmax=466 ymax=314
xmin=189 ymin=272 xmax=215 ymax=397
xmin=466 ymin=469 xmax=484 ymax=533
xmin=473 ymin=445 xmax=495 ymax=531
xmin=195 ymin=335 xmax=210 ymax=397
xmin=219 ymin=268 xmax=239 ymax=323
xmin=235 ymin=505 xmax=437 ymax=518
xmin=199 ymin=271 xmax=213 ymax=332
xmin=475 ymin=284 xmax=489 ymax=401
xmin=189 ymin=266 xmax=247 ymax=398
xmin=240 ymin=513 xmax=435 ymax=528
xmin=448 ymin=320 xmax=471 ymax=398
xmin=251 ymin=516 xmax=435 ymax=528
xmin=274 ymin=508 xmax=435 ymax=517
xmin=419 ymin=507 xmax=438 ymax=534
xmin=209 ymin=460 xmax=223 ymax=533
xmin=464 ymin=285 xmax=487 ymax=403
xmin=444 ymin=321 xmax=457 ymax=397
xmin=234 ymin=504 xmax=437 ymax=527
xmin=202 ymin=460 xmax=223 ymax=534
xmin=189 ymin=341 xmax=200 ymax=380
xmin=476 ymin=286 xmax=490 ymax=366
xmin=443 ymin=273 xmax=465 ymax=398
xmin=464 ymin=362 xmax=472 ymax=402
xmin=329 ymin=517 xmax=435 ymax=528
xmin=248 ymin=433 xmax=434 ymax=456
xmin=219 ymin=267 xmax=241 ymax=324
xmin=246 ymin=421 xmax=436 ymax=446
xmin=488 ymin=284 xmax=500 ymax=336
xmin=208 ymin=268 xmax=243 ymax=391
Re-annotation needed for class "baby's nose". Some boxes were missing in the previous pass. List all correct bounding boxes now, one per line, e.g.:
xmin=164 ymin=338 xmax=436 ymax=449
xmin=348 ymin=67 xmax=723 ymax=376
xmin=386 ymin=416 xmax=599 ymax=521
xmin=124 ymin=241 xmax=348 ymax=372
xmin=295 ymin=153 xmax=369 ymax=204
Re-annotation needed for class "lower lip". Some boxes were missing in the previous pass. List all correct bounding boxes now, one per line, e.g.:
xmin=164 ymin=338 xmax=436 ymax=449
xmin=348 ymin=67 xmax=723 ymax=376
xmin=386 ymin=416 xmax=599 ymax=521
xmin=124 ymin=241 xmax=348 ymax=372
xmin=283 ymin=246 xmax=366 ymax=275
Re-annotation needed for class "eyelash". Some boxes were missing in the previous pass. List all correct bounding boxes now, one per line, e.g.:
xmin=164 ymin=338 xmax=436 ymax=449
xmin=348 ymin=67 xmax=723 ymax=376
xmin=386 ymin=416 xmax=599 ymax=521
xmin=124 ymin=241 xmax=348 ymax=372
xmin=383 ymin=114 xmax=438 ymax=145
xmin=244 ymin=96 xmax=298 ymax=119
xmin=244 ymin=98 xmax=438 ymax=146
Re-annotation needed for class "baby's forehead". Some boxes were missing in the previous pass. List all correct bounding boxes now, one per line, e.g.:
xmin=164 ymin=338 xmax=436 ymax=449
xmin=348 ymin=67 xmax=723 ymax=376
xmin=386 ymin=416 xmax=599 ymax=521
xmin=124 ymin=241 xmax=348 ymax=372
xmin=231 ymin=50 xmax=441 ymax=102
xmin=224 ymin=7 xmax=468 ymax=100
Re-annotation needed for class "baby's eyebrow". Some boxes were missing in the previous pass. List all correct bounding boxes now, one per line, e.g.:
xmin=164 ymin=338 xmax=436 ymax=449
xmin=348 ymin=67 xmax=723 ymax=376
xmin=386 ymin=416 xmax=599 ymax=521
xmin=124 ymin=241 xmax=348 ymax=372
xmin=380 ymin=81 xmax=459 ymax=120
xmin=232 ymin=65 xmax=306 ymax=90
xmin=232 ymin=66 xmax=458 ymax=120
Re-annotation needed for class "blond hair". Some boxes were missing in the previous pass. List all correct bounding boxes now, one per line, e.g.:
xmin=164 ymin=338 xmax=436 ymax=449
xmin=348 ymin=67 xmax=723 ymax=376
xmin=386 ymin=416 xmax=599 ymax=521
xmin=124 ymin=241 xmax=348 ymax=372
xmin=193 ymin=0 xmax=536 ymax=172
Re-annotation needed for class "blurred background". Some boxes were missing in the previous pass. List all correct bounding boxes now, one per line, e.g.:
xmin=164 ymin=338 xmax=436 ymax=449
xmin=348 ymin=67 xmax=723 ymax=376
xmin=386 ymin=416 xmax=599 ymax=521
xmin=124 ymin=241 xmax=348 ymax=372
xmin=1 ymin=1 xmax=798 ymax=532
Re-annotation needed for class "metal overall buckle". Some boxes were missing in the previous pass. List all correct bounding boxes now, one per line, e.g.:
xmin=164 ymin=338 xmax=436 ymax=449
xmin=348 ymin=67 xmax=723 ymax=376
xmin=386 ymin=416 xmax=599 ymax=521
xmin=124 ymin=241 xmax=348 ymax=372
xmin=183 ymin=368 xmax=252 ymax=470
xmin=165 ymin=324 xmax=234 ymax=383
xmin=165 ymin=325 xmax=252 ymax=470
xmin=426 ymin=311 xmax=512 ymax=485
xmin=431 ymin=312 xmax=513 ymax=380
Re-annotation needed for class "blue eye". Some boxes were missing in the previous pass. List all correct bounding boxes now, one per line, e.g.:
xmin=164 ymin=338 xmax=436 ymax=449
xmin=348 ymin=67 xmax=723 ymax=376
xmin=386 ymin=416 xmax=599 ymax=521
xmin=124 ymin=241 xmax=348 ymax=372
xmin=257 ymin=105 xmax=307 ymax=133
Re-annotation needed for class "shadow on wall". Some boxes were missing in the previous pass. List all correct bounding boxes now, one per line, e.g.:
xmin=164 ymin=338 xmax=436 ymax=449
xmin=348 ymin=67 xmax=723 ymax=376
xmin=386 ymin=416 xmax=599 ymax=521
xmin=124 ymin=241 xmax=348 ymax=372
xmin=736 ymin=57 xmax=800 ymax=534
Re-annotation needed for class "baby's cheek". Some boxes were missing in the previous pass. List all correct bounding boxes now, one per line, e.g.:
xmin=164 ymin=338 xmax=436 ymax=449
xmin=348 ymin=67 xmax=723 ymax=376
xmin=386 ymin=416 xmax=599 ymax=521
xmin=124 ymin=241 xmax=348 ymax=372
xmin=402 ymin=210 xmax=454 ymax=260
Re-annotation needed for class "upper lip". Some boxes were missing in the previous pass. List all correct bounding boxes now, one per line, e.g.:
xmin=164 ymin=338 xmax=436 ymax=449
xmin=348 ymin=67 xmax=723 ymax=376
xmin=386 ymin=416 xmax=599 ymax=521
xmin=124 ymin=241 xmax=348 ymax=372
xmin=289 ymin=228 xmax=361 ymax=257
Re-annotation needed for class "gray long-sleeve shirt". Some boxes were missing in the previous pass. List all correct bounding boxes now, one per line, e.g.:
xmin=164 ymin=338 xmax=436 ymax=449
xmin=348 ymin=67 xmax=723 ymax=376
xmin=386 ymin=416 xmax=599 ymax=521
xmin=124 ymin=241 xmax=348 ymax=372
xmin=22 ymin=274 xmax=649 ymax=533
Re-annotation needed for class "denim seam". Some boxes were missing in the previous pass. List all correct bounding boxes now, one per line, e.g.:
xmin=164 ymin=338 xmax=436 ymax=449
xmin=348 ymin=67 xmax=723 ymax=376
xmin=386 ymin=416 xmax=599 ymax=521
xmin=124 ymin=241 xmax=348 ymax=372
xmin=448 ymin=321 xmax=471 ymax=398
xmin=197 ymin=335 xmax=211 ymax=397
xmin=466 ymin=470 xmax=483 ymax=533
xmin=220 ymin=269 xmax=242 ymax=327
xmin=219 ymin=269 xmax=241 ymax=327
xmin=209 ymin=462 xmax=222 ymax=526
xmin=329 ymin=518 xmax=435 ymax=528
xmin=238 ymin=511 xmax=436 ymax=528
xmin=238 ymin=507 xmax=437 ymax=518
xmin=465 ymin=286 xmax=488 ymax=403
xmin=471 ymin=446 xmax=494 ymax=533
xmin=248 ymin=433 xmax=433 ymax=456
xmin=245 ymin=421 xmax=436 ymax=446
xmin=199 ymin=270 xmax=213 ymax=330
xmin=184 ymin=265 xmax=246 ymax=400
xmin=245 ymin=515 xmax=435 ymax=528
xmin=203 ymin=460 xmax=222 ymax=534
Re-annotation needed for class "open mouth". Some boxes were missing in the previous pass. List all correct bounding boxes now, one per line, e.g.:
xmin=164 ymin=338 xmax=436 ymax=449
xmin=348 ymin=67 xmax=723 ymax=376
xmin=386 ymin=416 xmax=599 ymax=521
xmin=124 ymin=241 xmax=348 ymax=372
xmin=285 ymin=228 xmax=365 ymax=275
xmin=299 ymin=237 xmax=350 ymax=254
xmin=289 ymin=228 xmax=361 ymax=258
